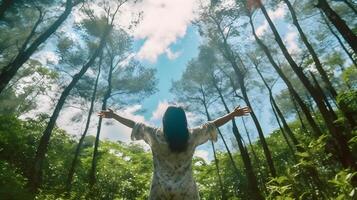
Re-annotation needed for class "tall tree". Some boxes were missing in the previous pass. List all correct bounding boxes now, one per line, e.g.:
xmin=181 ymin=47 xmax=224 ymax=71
xmin=320 ymin=11 xmax=357 ymax=67
xmin=28 ymin=6 xmax=118 ymax=192
xmin=199 ymin=4 xmax=277 ymax=177
xmin=65 ymin=53 xmax=103 ymax=193
xmin=282 ymin=0 xmax=337 ymax=99
xmin=0 ymin=0 xmax=81 ymax=94
xmin=89 ymin=29 xmax=157 ymax=186
xmin=252 ymin=0 xmax=355 ymax=168
xmin=244 ymin=5 xmax=323 ymax=137
xmin=316 ymin=0 xmax=357 ymax=53
xmin=250 ymin=57 xmax=300 ymax=149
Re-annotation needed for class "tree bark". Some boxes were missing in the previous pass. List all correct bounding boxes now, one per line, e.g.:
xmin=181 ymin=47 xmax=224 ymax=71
xmin=65 ymin=54 xmax=103 ymax=193
xmin=283 ymin=0 xmax=337 ymax=99
xmin=258 ymin=3 xmax=355 ymax=168
xmin=316 ymin=0 xmax=357 ymax=54
xmin=212 ymin=80 xmax=264 ymax=200
xmin=0 ymin=0 xmax=77 ymax=94
xmin=28 ymin=25 xmax=111 ymax=192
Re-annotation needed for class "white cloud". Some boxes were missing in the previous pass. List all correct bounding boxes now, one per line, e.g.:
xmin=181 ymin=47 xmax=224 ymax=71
xmin=256 ymin=3 xmax=286 ymax=37
xmin=284 ymin=26 xmax=300 ymax=54
xmin=165 ymin=49 xmax=181 ymax=60
xmin=150 ymin=100 xmax=170 ymax=122
xmin=124 ymin=0 xmax=200 ymax=62
xmin=194 ymin=149 xmax=209 ymax=162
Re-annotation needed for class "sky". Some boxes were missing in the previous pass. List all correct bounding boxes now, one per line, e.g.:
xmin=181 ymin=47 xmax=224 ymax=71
xmin=28 ymin=0 xmax=302 ymax=162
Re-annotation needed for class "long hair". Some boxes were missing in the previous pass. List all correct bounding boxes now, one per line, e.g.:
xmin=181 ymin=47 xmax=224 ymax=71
xmin=162 ymin=106 xmax=189 ymax=153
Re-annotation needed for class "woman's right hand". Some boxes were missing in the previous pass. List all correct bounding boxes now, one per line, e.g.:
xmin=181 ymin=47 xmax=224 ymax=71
xmin=98 ymin=108 xmax=116 ymax=118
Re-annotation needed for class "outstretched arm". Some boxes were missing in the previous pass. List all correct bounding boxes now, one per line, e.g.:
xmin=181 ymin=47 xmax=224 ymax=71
xmin=213 ymin=106 xmax=251 ymax=128
xmin=98 ymin=108 xmax=135 ymax=128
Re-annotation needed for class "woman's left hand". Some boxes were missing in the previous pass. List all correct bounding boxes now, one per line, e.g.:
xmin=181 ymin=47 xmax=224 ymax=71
xmin=232 ymin=106 xmax=251 ymax=117
xmin=98 ymin=108 xmax=116 ymax=118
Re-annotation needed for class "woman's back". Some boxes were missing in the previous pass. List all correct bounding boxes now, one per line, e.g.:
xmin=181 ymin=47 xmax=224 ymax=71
xmin=131 ymin=122 xmax=217 ymax=200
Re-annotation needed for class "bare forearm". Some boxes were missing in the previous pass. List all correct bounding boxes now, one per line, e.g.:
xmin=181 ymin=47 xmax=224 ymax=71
xmin=213 ymin=112 xmax=235 ymax=128
xmin=113 ymin=114 xmax=135 ymax=128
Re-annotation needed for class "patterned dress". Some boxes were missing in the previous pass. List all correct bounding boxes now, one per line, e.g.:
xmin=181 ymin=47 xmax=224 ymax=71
xmin=131 ymin=122 xmax=218 ymax=200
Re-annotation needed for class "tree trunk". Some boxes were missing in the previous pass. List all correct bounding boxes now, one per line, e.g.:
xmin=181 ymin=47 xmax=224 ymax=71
xmin=210 ymin=140 xmax=227 ymax=200
xmin=343 ymin=0 xmax=357 ymax=15
xmin=290 ymin=92 xmax=308 ymax=132
xmin=270 ymin=98 xmax=296 ymax=157
xmin=283 ymin=0 xmax=337 ymax=99
xmin=202 ymin=99 xmax=241 ymax=179
xmin=0 ymin=0 xmax=13 ymax=20
xmin=28 ymin=26 xmax=111 ymax=192
xmin=65 ymin=54 xmax=103 ymax=193
xmin=258 ymin=3 xmax=355 ymax=168
xmin=0 ymin=0 xmax=77 ymax=94
xmin=89 ymin=50 xmax=114 ymax=187
xmin=241 ymin=118 xmax=259 ymax=165
xmin=320 ymin=11 xmax=357 ymax=68
xmin=248 ymin=14 xmax=323 ymax=138
xmin=253 ymin=61 xmax=300 ymax=147
xmin=214 ymin=18 xmax=277 ymax=177
xmin=316 ymin=0 xmax=357 ymax=54
xmin=212 ymin=80 xmax=264 ymax=200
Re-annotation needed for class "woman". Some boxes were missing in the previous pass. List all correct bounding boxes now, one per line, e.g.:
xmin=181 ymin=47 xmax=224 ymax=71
xmin=98 ymin=105 xmax=251 ymax=200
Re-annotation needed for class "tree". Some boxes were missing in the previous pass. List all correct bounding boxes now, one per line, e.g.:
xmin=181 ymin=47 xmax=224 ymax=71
xmin=199 ymin=4 xmax=277 ymax=177
xmin=0 ymin=0 xmax=82 ymax=94
xmin=316 ymin=0 xmax=357 ymax=54
xmin=251 ymin=0 xmax=355 ymax=168
xmin=282 ymin=0 xmax=338 ymax=100
xmin=65 ymin=53 xmax=103 ymax=193
xmin=88 ymin=29 xmax=157 ymax=187
xmin=28 ymin=5 xmax=118 ymax=192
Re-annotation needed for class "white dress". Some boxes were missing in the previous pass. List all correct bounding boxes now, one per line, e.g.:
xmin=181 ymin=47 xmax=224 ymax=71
xmin=131 ymin=122 xmax=218 ymax=200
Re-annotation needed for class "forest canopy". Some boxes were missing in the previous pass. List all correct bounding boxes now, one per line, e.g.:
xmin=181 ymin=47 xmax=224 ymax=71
xmin=0 ymin=0 xmax=356 ymax=199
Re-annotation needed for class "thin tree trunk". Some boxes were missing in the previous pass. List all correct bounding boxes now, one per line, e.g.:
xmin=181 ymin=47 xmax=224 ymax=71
xmin=203 ymin=100 xmax=241 ymax=179
xmin=65 ymin=53 xmax=103 ymax=193
xmin=270 ymin=98 xmax=296 ymax=157
xmin=0 ymin=0 xmax=77 ymax=94
xmin=248 ymin=14 xmax=323 ymax=138
xmin=316 ymin=0 xmax=357 ymax=54
xmin=310 ymin=71 xmax=355 ymax=128
xmin=258 ymin=3 xmax=355 ymax=168
xmin=212 ymin=80 xmax=264 ymax=200
xmin=213 ymin=17 xmax=277 ymax=177
xmin=252 ymin=61 xmax=300 ymax=147
xmin=0 ymin=0 xmax=13 ymax=20
xmin=200 ymin=94 xmax=226 ymax=199
xmin=241 ymin=118 xmax=259 ymax=165
xmin=283 ymin=0 xmax=337 ymax=99
xmin=210 ymin=140 xmax=227 ymax=200
xmin=320 ymin=11 xmax=357 ymax=68
xmin=89 ymin=50 xmax=114 ymax=187
xmin=28 ymin=26 xmax=111 ymax=192
xmin=343 ymin=0 xmax=357 ymax=15
xmin=290 ymin=92 xmax=307 ymax=132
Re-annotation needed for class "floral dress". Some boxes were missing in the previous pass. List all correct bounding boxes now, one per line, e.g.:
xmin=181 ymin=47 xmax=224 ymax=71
xmin=131 ymin=122 xmax=218 ymax=200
